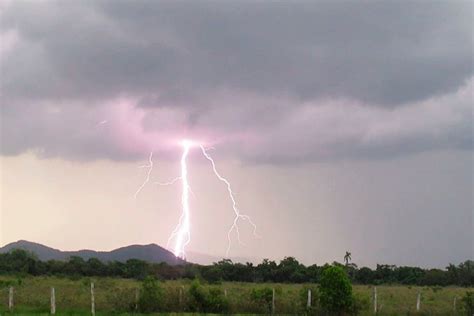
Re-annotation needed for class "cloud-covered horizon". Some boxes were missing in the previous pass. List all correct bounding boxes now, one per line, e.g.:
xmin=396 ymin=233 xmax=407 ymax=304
xmin=1 ymin=0 xmax=472 ymax=163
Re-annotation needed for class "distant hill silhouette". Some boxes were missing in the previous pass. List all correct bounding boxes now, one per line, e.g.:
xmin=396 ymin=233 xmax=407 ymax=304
xmin=0 ymin=240 xmax=186 ymax=265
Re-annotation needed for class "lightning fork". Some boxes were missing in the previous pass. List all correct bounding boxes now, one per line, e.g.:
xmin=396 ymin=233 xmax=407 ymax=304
xmin=134 ymin=151 xmax=154 ymax=199
xmin=199 ymin=145 xmax=259 ymax=257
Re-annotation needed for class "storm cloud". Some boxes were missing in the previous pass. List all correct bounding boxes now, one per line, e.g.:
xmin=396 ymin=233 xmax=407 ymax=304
xmin=1 ymin=0 xmax=472 ymax=163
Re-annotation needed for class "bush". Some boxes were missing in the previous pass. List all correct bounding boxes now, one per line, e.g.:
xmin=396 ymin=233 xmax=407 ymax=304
xmin=207 ymin=287 xmax=230 ymax=313
xmin=188 ymin=279 xmax=207 ymax=311
xmin=0 ymin=280 xmax=14 ymax=288
xmin=461 ymin=291 xmax=474 ymax=316
xmin=107 ymin=287 xmax=137 ymax=312
xmin=350 ymin=292 xmax=370 ymax=315
xmin=250 ymin=287 xmax=274 ymax=313
xmin=200 ymin=266 xmax=223 ymax=284
xmin=320 ymin=266 xmax=353 ymax=314
xmin=138 ymin=276 xmax=163 ymax=312
xmin=188 ymin=279 xmax=229 ymax=313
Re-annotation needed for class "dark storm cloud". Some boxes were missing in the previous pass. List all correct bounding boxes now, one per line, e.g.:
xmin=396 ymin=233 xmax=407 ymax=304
xmin=2 ymin=0 xmax=472 ymax=104
xmin=0 ymin=0 xmax=472 ymax=162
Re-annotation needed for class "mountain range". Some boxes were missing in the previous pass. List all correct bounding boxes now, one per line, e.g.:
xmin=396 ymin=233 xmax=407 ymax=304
xmin=0 ymin=240 xmax=186 ymax=265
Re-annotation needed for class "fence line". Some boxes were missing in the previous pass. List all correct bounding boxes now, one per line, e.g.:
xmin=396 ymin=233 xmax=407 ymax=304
xmin=1 ymin=282 xmax=469 ymax=314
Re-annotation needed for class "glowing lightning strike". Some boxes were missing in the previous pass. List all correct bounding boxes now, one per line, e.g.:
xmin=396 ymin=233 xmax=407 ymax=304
xmin=135 ymin=139 xmax=259 ymax=259
xmin=166 ymin=140 xmax=192 ymax=258
xmin=199 ymin=145 xmax=259 ymax=257
xmin=134 ymin=152 xmax=154 ymax=199
xmin=155 ymin=177 xmax=182 ymax=186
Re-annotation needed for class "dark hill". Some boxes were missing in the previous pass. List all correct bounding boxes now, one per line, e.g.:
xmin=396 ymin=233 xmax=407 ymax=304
xmin=0 ymin=240 xmax=186 ymax=265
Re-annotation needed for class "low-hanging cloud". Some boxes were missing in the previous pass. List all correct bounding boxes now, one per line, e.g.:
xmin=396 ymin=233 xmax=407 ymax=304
xmin=0 ymin=0 xmax=472 ymax=163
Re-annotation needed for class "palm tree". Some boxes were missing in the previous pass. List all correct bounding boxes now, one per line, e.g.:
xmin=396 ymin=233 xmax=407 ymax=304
xmin=344 ymin=251 xmax=352 ymax=265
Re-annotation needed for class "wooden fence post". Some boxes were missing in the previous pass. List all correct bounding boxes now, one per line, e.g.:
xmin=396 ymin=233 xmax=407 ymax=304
xmin=416 ymin=291 xmax=421 ymax=312
xmin=373 ymin=286 xmax=377 ymax=314
xmin=51 ymin=287 xmax=56 ymax=315
xmin=91 ymin=282 xmax=95 ymax=316
xmin=8 ymin=286 xmax=13 ymax=312
xmin=135 ymin=288 xmax=139 ymax=311
xmin=179 ymin=286 xmax=183 ymax=308
xmin=272 ymin=288 xmax=275 ymax=314
xmin=224 ymin=288 xmax=228 ymax=298
xmin=307 ymin=289 xmax=311 ymax=308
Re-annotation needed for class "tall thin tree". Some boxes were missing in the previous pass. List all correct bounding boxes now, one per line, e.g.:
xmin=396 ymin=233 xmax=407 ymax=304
xmin=344 ymin=251 xmax=352 ymax=265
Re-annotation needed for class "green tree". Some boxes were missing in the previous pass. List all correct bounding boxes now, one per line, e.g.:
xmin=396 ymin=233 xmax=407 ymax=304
xmin=125 ymin=259 xmax=149 ymax=279
xmin=420 ymin=268 xmax=449 ymax=286
xmin=138 ymin=276 xmax=163 ymax=312
xmin=307 ymin=264 xmax=322 ymax=283
xmin=200 ymin=265 xmax=223 ymax=284
xmin=64 ymin=256 xmax=86 ymax=276
xmin=85 ymin=258 xmax=107 ymax=276
xmin=276 ymin=257 xmax=306 ymax=283
xmin=344 ymin=251 xmax=352 ymax=265
xmin=319 ymin=266 xmax=353 ymax=314
xmin=458 ymin=260 xmax=474 ymax=286
xmin=255 ymin=259 xmax=278 ymax=282
xmin=355 ymin=267 xmax=374 ymax=284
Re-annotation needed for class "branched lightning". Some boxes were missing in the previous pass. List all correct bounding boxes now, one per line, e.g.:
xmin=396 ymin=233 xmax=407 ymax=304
xmin=155 ymin=177 xmax=182 ymax=186
xmin=134 ymin=140 xmax=259 ymax=259
xmin=200 ymin=145 xmax=259 ymax=257
xmin=134 ymin=152 xmax=154 ymax=199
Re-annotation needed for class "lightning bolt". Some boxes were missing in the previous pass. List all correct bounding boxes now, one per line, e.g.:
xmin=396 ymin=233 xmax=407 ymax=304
xmin=135 ymin=140 xmax=259 ymax=259
xmin=134 ymin=151 xmax=154 ymax=199
xmin=155 ymin=177 xmax=182 ymax=186
xmin=199 ymin=145 xmax=259 ymax=257
xmin=166 ymin=140 xmax=192 ymax=259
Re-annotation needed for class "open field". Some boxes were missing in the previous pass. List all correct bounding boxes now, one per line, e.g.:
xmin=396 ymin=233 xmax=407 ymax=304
xmin=0 ymin=276 xmax=472 ymax=315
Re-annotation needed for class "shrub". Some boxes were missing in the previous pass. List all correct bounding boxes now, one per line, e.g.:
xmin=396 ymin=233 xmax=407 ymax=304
xmin=188 ymin=279 xmax=207 ymax=311
xmin=461 ymin=291 xmax=474 ymax=316
xmin=200 ymin=266 xmax=223 ymax=284
xmin=207 ymin=287 xmax=230 ymax=313
xmin=0 ymin=280 xmax=14 ymax=288
xmin=319 ymin=266 xmax=353 ymax=314
xmin=188 ymin=279 xmax=229 ymax=313
xmin=107 ymin=287 xmax=137 ymax=312
xmin=250 ymin=287 xmax=274 ymax=313
xmin=350 ymin=292 xmax=370 ymax=315
xmin=138 ymin=276 xmax=163 ymax=312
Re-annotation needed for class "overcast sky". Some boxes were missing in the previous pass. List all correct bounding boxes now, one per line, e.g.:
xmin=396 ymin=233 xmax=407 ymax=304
xmin=0 ymin=0 xmax=472 ymax=267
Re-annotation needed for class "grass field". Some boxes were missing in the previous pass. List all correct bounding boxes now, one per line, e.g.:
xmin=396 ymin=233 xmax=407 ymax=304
xmin=0 ymin=276 xmax=472 ymax=315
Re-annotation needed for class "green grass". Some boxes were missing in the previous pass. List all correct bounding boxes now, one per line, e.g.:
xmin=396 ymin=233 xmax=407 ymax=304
xmin=0 ymin=276 xmax=472 ymax=315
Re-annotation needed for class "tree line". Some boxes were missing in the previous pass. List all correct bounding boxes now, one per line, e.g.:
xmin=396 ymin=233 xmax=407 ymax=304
xmin=0 ymin=249 xmax=472 ymax=286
